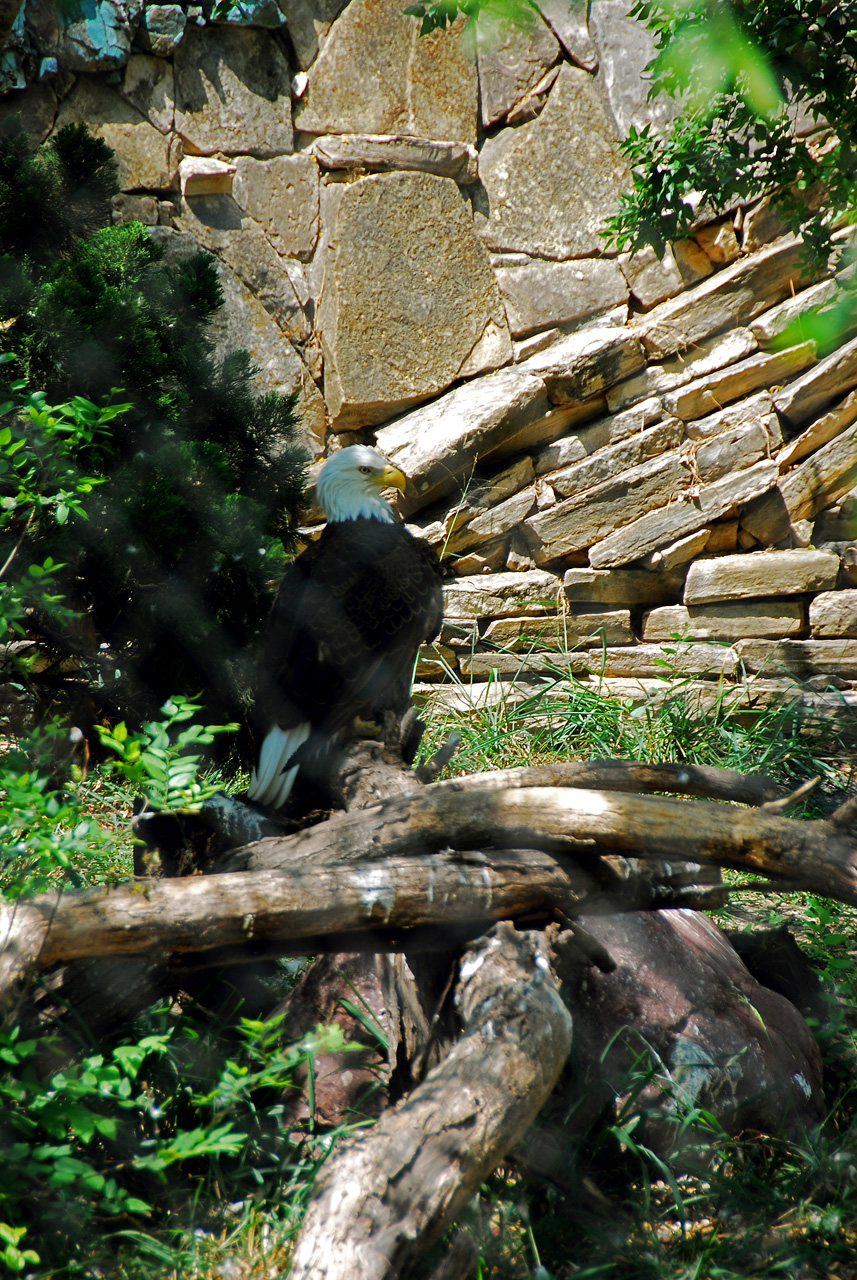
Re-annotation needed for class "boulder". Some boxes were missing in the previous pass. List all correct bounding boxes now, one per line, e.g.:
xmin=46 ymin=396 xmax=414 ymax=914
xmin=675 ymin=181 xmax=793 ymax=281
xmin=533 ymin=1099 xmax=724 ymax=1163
xmin=684 ymin=549 xmax=840 ymax=605
xmin=231 ymin=154 xmax=319 ymax=259
xmin=495 ymin=255 xmax=628 ymax=337
xmin=174 ymin=24 xmax=293 ymax=156
xmin=477 ymin=62 xmax=630 ymax=258
xmin=317 ymin=171 xmax=511 ymax=431
xmin=477 ymin=8 xmax=560 ymax=127
xmin=294 ymin=0 xmax=477 ymax=141
xmin=27 ymin=0 xmax=135 ymax=71
xmin=556 ymin=910 xmax=823 ymax=1157
xmin=53 ymin=77 xmax=176 ymax=191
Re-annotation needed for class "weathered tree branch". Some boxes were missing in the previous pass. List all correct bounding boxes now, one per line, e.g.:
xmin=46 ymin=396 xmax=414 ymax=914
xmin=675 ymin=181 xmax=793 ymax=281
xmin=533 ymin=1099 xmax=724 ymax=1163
xmin=288 ymin=922 xmax=572 ymax=1280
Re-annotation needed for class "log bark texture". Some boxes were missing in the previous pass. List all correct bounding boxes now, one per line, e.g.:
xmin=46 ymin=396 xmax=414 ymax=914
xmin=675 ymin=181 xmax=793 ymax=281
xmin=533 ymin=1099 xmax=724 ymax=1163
xmin=288 ymin=922 xmax=573 ymax=1280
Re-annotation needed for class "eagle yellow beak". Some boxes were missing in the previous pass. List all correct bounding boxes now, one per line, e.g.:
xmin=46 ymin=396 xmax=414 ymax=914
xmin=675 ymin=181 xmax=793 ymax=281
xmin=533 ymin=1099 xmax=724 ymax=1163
xmin=378 ymin=462 xmax=407 ymax=493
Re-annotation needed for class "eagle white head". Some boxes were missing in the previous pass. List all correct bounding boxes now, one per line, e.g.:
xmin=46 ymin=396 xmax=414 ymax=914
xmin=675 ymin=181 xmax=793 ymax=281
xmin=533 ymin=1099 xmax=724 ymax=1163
xmin=316 ymin=445 xmax=407 ymax=524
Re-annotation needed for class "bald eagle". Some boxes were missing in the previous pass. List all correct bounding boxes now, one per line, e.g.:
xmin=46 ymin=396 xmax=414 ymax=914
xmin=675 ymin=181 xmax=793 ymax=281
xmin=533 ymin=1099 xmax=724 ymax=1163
xmin=247 ymin=445 xmax=444 ymax=810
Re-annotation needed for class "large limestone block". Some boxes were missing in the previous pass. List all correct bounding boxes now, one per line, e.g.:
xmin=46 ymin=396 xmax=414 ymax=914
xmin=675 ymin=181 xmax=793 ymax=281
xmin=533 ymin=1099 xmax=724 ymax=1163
xmin=684 ymin=550 xmax=839 ymax=605
xmin=174 ymin=25 xmax=292 ymax=156
xmin=589 ymin=0 xmax=680 ymax=138
xmin=53 ymin=78 xmax=175 ymax=191
xmin=443 ymin=569 xmax=563 ymax=620
xmin=519 ymin=327 xmax=645 ymax=405
xmin=809 ymin=590 xmax=857 ymax=638
xmin=294 ymin=0 xmax=477 ymax=141
xmin=477 ymin=63 xmax=629 ymax=258
xmin=318 ymin=172 xmax=512 ymax=431
xmin=495 ymin=256 xmax=628 ymax=337
xmin=377 ymin=368 xmax=553 ymax=513
xmin=483 ymin=610 xmax=633 ymax=648
xmin=121 ymin=53 xmax=175 ymax=134
xmin=27 ymin=0 xmax=134 ymax=71
xmin=477 ymin=10 xmax=560 ymax=127
xmin=526 ymin=453 xmax=691 ymax=558
xmin=635 ymin=236 xmax=819 ymax=359
xmin=564 ymin=567 xmax=684 ymax=605
xmin=735 ymin=639 xmax=857 ymax=678
xmin=231 ymin=155 xmax=319 ymax=259
xmin=588 ymin=460 xmax=779 ymax=569
xmin=642 ymin=601 xmax=807 ymax=642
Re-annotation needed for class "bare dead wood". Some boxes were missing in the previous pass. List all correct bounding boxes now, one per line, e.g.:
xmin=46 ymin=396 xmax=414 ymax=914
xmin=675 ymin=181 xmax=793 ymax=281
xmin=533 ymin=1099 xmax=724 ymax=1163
xmin=0 ymin=846 xmax=725 ymax=999
xmin=226 ymin=785 xmax=857 ymax=905
xmin=287 ymin=923 xmax=572 ymax=1280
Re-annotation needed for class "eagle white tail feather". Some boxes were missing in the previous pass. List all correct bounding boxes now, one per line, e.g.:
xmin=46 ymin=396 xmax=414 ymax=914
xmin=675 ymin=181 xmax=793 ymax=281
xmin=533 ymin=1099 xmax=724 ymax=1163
xmin=247 ymin=723 xmax=312 ymax=808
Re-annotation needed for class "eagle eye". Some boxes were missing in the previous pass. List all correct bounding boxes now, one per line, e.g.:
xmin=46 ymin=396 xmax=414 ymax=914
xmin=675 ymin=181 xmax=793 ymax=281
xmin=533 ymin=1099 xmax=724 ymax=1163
xmin=359 ymin=465 xmax=372 ymax=474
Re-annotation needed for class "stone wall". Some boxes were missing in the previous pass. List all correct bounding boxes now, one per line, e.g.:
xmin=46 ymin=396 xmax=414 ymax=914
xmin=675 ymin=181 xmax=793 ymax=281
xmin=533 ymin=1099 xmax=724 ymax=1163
xmin=4 ymin=0 xmax=857 ymax=716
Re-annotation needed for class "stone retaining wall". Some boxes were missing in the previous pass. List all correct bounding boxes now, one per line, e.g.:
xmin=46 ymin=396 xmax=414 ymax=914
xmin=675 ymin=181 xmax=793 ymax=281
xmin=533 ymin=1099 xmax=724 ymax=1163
xmin=4 ymin=0 xmax=857 ymax=713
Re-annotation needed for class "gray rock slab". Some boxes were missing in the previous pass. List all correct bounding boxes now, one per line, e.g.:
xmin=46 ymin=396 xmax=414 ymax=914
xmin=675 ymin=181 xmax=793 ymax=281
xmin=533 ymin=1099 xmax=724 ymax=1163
xmin=535 ymin=0 xmax=597 ymax=68
xmin=564 ymin=567 xmax=684 ymax=605
xmin=606 ymin=326 xmax=759 ymax=412
xmin=644 ymin=526 xmax=712 ymax=571
xmin=661 ymin=342 xmax=816 ymax=422
xmin=310 ymin=134 xmax=478 ymax=181
xmin=809 ymin=590 xmax=857 ymax=638
xmin=281 ymin=0 xmax=348 ymax=68
xmin=447 ymin=485 xmax=538 ymax=554
xmin=28 ymin=0 xmax=134 ymax=70
xmin=519 ymin=326 xmax=645 ymax=405
xmin=642 ymin=600 xmax=807 ymax=642
xmin=684 ymin=549 xmax=840 ymax=605
xmin=635 ymin=236 xmax=820 ymax=359
xmin=121 ymin=53 xmax=175 ymax=134
xmin=231 ymin=154 xmax=319 ymax=260
xmin=294 ymin=0 xmax=477 ymax=141
xmin=777 ymin=387 xmax=857 ymax=468
xmin=684 ymin=390 xmax=775 ymax=442
xmin=750 ymin=276 xmax=841 ymax=347
xmin=317 ymin=171 xmax=511 ymax=431
xmin=483 ymin=609 xmax=633 ymax=648
xmin=550 ymin=418 xmax=684 ymax=499
xmin=460 ymin=650 xmax=589 ymax=679
xmin=477 ymin=9 xmax=560 ymax=127
xmin=591 ymin=642 xmax=739 ymax=679
xmin=527 ymin=452 xmax=691 ymax=558
xmin=588 ymin=460 xmax=780 ymax=569
xmin=174 ymin=25 xmax=292 ymax=156
xmin=496 ymin=255 xmax=628 ymax=337
xmin=53 ymin=77 xmax=175 ymax=191
xmin=735 ymin=639 xmax=857 ymax=678
xmin=772 ymin=334 xmax=857 ymax=427
xmin=477 ymin=62 xmax=629 ymax=258
xmin=376 ymin=367 xmax=553 ymax=514
xmin=619 ymin=243 xmax=684 ymax=309
xmin=741 ymin=423 xmax=857 ymax=543
xmin=536 ymin=396 xmax=667 ymax=474
xmin=589 ymin=0 xmax=681 ymax=138
xmin=443 ymin=569 xmax=563 ymax=620
xmin=694 ymin=420 xmax=780 ymax=484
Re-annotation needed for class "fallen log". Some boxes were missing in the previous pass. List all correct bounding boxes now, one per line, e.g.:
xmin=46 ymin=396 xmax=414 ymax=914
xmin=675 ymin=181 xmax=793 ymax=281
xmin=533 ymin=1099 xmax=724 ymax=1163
xmin=288 ymin=922 xmax=572 ymax=1280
